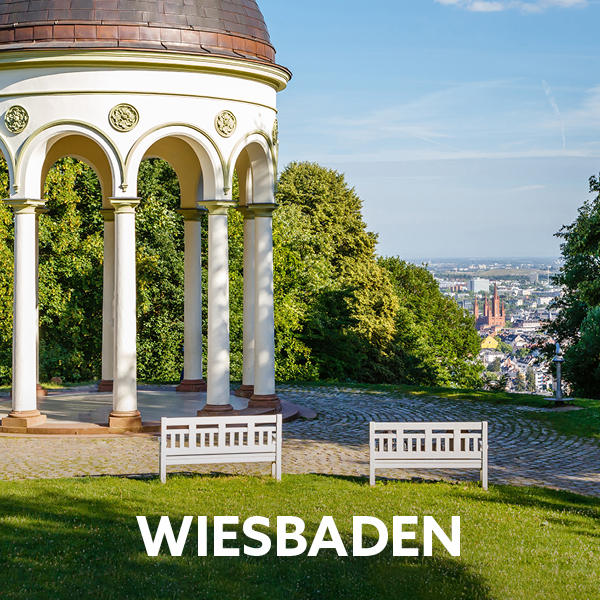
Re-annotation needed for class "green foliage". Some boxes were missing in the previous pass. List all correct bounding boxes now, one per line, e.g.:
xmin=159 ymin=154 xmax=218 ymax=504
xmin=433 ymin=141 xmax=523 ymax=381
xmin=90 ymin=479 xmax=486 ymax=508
xmin=515 ymin=371 xmax=526 ymax=392
xmin=135 ymin=159 xmax=185 ymax=381
xmin=0 ymin=164 xmax=12 ymax=383
xmin=495 ymin=337 xmax=513 ymax=354
xmin=526 ymin=367 xmax=536 ymax=392
xmin=562 ymin=307 xmax=600 ymax=398
xmin=38 ymin=158 xmax=104 ymax=381
xmin=0 ymin=158 xmax=483 ymax=390
xmin=378 ymin=258 xmax=483 ymax=388
xmin=487 ymin=358 xmax=501 ymax=372
xmin=545 ymin=174 xmax=600 ymax=397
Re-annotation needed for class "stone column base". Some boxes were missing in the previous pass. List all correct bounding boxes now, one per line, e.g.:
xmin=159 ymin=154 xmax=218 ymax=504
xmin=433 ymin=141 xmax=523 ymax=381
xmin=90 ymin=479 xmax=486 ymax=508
xmin=198 ymin=404 xmax=239 ymax=417
xmin=234 ymin=384 xmax=254 ymax=399
xmin=98 ymin=380 xmax=113 ymax=392
xmin=248 ymin=394 xmax=281 ymax=412
xmin=108 ymin=410 xmax=142 ymax=432
xmin=176 ymin=379 xmax=207 ymax=393
xmin=2 ymin=410 xmax=47 ymax=433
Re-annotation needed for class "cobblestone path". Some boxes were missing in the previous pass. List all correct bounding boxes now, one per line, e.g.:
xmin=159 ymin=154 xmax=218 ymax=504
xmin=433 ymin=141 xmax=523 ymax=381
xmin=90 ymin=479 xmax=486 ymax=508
xmin=1 ymin=385 xmax=599 ymax=497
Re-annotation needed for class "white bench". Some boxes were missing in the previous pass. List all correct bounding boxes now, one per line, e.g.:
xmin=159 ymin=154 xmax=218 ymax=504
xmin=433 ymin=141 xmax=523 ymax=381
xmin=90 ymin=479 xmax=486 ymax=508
xmin=370 ymin=421 xmax=488 ymax=490
xmin=159 ymin=414 xmax=282 ymax=483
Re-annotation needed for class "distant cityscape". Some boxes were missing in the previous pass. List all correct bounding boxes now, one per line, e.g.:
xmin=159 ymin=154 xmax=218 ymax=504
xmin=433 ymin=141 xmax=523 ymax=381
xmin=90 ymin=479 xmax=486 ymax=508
xmin=424 ymin=258 xmax=562 ymax=395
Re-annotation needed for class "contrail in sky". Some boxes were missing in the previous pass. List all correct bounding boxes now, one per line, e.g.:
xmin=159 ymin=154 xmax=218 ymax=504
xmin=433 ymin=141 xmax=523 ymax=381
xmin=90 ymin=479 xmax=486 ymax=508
xmin=542 ymin=80 xmax=566 ymax=152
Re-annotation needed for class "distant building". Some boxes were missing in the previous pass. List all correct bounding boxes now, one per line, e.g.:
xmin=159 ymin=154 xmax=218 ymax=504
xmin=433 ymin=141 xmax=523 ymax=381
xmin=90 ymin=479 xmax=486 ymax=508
xmin=481 ymin=335 xmax=498 ymax=350
xmin=529 ymin=273 xmax=539 ymax=284
xmin=474 ymin=284 xmax=506 ymax=331
xmin=469 ymin=278 xmax=490 ymax=294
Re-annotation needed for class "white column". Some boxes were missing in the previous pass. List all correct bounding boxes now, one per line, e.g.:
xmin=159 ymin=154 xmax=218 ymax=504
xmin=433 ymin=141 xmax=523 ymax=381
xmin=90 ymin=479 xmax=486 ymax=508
xmin=249 ymin=203 xmax=280 ymax=410
xmin=109 ymin=198 xmax=141 ymax=430
xmin=235 ymin=206 xmax=255 ymax=398
xmin=198 ymin=200 xmax=237 ymax=414
xmin=99 ymin=209 xmax=114 ymax=392
xmin=176 ymin=209 xmax=206 ymax=392
xmin=2 ymin=199 xmax=47 ymax=429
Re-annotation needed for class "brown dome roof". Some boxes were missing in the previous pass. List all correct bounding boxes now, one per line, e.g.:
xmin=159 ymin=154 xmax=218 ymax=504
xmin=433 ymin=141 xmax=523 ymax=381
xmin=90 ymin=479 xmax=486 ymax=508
xmin=0 ymin=0 xmax=276 ymax=63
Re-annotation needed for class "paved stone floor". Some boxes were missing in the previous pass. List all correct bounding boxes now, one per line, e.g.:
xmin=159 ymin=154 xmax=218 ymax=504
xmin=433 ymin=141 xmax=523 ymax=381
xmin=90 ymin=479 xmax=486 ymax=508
xmin=1 ymin=384 xmax=599 ymax=497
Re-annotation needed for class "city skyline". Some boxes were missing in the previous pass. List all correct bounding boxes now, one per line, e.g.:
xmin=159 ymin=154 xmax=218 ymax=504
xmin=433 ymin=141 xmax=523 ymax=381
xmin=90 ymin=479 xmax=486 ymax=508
xmin=259 ymin=0 xmax=600 ymax=259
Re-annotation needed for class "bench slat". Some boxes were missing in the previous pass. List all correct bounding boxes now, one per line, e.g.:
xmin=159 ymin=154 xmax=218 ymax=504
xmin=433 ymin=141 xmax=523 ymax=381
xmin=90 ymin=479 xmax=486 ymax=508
xmin=160 ymin=414 xmax=282 ymax=483
xmin=370 ymin=421 xmax=488 ymax=490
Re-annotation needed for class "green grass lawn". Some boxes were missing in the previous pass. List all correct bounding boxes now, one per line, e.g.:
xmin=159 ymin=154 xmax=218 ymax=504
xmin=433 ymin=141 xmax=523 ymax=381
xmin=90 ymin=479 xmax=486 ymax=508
xmin=0 ymin=474 xmax=598 ymax=599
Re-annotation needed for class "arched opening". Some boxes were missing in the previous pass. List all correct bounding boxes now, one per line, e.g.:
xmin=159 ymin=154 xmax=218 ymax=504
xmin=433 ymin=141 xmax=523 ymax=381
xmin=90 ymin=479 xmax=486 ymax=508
xmin=38 ymin=156 xmax=104 ymax=383
xmin=126 ymin=131 xmax=221 ymax=391
xmin=135 ymin=157 xmax=188 ymax=382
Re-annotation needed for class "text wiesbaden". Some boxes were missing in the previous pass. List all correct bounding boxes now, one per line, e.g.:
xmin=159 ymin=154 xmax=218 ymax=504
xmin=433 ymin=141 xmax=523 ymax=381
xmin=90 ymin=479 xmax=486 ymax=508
xmin=137 ymin=515 xmax=460 ymax=557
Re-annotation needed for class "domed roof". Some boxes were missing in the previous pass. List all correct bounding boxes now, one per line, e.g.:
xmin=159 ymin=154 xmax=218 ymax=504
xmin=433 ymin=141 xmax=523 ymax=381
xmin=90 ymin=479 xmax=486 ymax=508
xmin=0 ymin=0 xmax=276 ymax=64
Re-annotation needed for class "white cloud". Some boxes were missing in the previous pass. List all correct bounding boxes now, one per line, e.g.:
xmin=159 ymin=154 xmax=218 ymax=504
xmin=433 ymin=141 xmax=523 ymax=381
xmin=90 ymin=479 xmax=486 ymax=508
xmin=434 ymin=0 xmax=588 ymax=12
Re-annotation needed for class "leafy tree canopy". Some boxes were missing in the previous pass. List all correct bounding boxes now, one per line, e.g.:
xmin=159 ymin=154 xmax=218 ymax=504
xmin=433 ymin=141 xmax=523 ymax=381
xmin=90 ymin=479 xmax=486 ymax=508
xmin=545 ymin=174 xmax=600 ymax=397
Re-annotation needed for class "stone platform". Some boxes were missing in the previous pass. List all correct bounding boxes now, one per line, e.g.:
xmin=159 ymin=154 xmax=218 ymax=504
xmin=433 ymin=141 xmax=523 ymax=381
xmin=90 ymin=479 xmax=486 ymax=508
xmin=0 ymin=386 xmax=314 ymax=435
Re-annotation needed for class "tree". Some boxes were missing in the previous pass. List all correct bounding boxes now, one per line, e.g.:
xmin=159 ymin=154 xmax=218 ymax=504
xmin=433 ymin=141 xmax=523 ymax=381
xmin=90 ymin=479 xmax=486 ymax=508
xmin=0 ymin=163 xmax=12 ymax=383
xmin=515 ymin=371 xmax=526 ymax=392
xmin=526 ymin=367 xmax=536 ymax=392
xmin=544 ymin=174 xmax=600 ymax=397
xmin=276 ymin=162 xmax=397 ymax=382
xmin=495 ymin=337 xmax=513 ymax=354
xmin=38 ymin=158 xmax=104 ymax=381
xmin=0 ymin=158 xmax=486 ymax=390
xmin=487 ymin=358 xmax=501 ymax=373
xmin=378 ymin=258 xmax=483 ymax=388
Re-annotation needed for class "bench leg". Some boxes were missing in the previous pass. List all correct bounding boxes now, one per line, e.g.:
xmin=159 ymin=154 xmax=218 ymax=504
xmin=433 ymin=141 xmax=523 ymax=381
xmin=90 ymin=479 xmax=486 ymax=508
xmin=160 ymin=460 xmax=166 ymax=484
xmin=272 ymin=461 xmax=281 ymax=482
xmin=481 ymin=464 xmax=488 ymax=491
xmin=370 ymin=463 xmax=376 ymax=487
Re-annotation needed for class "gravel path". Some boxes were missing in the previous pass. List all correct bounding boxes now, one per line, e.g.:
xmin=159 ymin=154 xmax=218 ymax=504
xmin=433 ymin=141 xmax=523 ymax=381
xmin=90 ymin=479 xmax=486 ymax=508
xmin=1 ymin=384 xmax=599 ymax=496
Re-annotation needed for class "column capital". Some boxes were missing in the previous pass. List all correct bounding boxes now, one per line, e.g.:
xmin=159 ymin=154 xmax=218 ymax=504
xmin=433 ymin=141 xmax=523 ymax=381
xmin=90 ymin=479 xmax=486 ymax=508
xmin=110 ymin=198 xmax=140 ymax=214
xmin=176 ymin=208 xmax=207 ymax=221
xmin=3 ymin=198 xmax=45 ymax=214
xmin=236 ymin=205 xmax=256 ymax=220
xmin=251 ymin=203 xmax=278 ymax=217
xmin=197 ymin=200 xmax=237 ymax=215
xmin=99 ymin=208 xmax=115 ymax=221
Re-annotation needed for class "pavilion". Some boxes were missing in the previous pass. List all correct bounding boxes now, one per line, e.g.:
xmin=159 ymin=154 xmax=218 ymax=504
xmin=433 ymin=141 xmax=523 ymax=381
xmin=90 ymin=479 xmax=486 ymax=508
xmin=0 ymin=0 xmax=291 ymax=433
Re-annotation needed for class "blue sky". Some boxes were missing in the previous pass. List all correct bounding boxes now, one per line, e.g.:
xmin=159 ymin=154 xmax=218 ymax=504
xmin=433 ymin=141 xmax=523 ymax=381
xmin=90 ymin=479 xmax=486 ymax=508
xmin=258 ymin=0 xmax=600 ymax=259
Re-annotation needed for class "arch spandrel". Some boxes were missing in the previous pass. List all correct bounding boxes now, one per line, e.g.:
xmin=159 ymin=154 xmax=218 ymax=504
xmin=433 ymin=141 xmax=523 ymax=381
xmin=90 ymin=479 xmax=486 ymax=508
xmin=126 ymin=125 xmax=225 ymax=203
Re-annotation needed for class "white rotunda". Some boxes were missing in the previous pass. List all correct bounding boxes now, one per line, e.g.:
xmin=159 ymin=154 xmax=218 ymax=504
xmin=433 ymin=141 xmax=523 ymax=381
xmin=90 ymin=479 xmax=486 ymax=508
xmin=0 ymin=0 xmax=290 ymax=433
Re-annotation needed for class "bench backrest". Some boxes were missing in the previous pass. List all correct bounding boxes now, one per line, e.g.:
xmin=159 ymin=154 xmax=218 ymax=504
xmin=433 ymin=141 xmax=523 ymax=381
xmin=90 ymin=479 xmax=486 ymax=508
xmin=161 ymin=414 xmax=281 ymax=457
xmin=370 ymin=421 xmax=487 ymax=460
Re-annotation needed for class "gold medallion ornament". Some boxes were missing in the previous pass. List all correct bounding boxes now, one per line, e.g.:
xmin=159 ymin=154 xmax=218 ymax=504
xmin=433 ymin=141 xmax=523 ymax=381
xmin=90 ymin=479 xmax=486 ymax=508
xmin=272 ymin=119 xmax=278 ymax=145
xmin=215 ymin=110 xmax=237 ymax=138
xmin=5 ymin=106 xmax=29 ymax=134
xmin=109 ymin=104 xmax=139 ymax=132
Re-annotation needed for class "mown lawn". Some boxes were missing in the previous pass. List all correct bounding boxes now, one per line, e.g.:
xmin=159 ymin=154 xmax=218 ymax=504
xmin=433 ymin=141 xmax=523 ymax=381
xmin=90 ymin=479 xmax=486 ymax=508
xmin=0 ymin=474 xmax=598 ymax=599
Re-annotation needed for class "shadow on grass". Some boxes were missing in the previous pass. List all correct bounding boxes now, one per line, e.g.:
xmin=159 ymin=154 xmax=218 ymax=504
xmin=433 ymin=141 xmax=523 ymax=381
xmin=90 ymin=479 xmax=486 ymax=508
xmin=0 ymin=478 xmax=494 ymax=600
